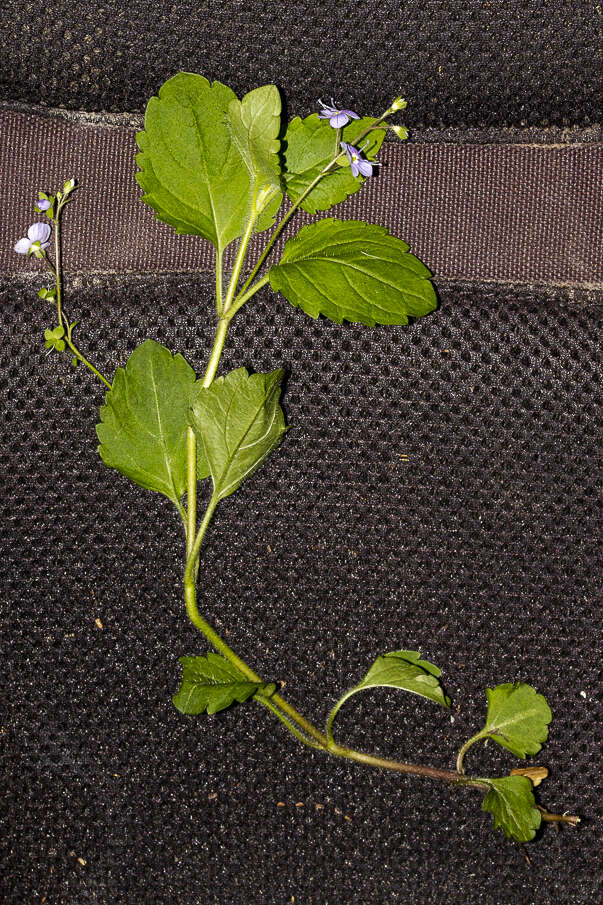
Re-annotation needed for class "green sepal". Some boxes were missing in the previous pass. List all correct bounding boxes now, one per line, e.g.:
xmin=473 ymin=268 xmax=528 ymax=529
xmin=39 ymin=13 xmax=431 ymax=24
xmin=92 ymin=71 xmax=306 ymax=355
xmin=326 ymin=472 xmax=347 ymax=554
xmin=44 ymin=325 xmax=65 ymax=351
xmin=327 ymin=650 xmax=449 ymax=741
xmin=38 ymin=287 xmax=57 ymax=300
xmin=270 ymin=218 xmax=436 ymax=326
xmin=189 ymin=367 xmax=287 ymax=501
xmin=481 ymin=683 xmax=552 ymax=759
xmin=96 ymin=339 xmax=209 ymax=505
xmin=173 ymin=653 xmax=277 ymax=715
xmin=480 ymin=775 xmax=542 ymax=842
xmin=283 ymin=114 xmax=386 ymax=214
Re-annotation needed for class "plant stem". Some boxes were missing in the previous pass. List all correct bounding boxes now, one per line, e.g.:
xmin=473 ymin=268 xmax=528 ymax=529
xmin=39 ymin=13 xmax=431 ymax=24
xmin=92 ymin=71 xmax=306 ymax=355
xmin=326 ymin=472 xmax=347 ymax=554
xmin=327 ymin=740 xmax=486 ymax=789
xmin=234 ymin=114 xmax=391 ymax=304
xmin=215 ymin=247 xmax=224 ymax=316
xmin=49 ymin=199 xmax=112 ymax=389
xmin=185 ymin=427 xmax=197 ymax=559
xmin=222 ymin=207 xmax=260 ymax=318
xmin=456 ymin=731 xmax=485 ymax=774
xmin=222 ymin=274 xmax=270 ymax=323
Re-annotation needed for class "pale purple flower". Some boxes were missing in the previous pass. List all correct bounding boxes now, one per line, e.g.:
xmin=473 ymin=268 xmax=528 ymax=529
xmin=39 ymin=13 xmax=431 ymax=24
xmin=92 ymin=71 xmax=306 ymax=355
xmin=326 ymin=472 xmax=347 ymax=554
xmin=35 ymin=199 xmax=52 ymax=212
xmin=14 ymin=222 xmax=52 ymax=255
xmin=340 ymin=141 xmax=380 ymax=178
xmin=318 ymin=99 xmax=360 ymax=129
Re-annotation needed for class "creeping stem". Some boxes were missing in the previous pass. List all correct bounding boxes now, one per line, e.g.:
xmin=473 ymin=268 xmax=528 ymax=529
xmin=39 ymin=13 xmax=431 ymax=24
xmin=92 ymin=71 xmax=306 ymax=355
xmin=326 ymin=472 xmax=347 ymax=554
xmin=181 ymin=314 xmax=495 ymax=778
xmin=179 ymin=127 xmax=506 ymax=792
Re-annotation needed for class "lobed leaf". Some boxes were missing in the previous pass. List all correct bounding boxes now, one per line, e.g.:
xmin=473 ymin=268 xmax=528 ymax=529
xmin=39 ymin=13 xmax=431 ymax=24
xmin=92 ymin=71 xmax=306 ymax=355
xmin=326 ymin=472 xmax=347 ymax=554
xmin=96 ymin=339 xmax=209 ymax=505
xmin=482 ymin=683 xmax=552 ymax=759
xmin=189 ymin=367 xmax=287 ymax=501
xmin=283 ymin=114 xmax=387 ymax=214
xmin=173 ymin=653 xmax=276 ymax=715
xmin=481 ymin=775 xmax=542 ymax=842
xmin=136 ymin=73 xmax=282 ymax=249
xmin=269 ymin=218 xmax=436 ymax=326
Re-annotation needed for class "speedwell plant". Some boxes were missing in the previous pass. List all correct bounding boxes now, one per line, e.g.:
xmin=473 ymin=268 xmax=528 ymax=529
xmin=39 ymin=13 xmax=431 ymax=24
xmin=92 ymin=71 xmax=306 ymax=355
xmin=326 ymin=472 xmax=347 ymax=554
xmin=17 ymin=73 xmax=579 ymax=845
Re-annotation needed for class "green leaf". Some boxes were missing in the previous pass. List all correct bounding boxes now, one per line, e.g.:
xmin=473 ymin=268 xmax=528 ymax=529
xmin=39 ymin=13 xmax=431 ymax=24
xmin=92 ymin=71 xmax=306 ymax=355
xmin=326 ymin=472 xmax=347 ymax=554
xmin=269 ymin=219 xmax=436 ymax=326
xmin=136 ymin=73 xmax=282 ymax=250
xmin=189 ymin=367 xmax=287 ymax=501
xmin=96 ymin=339 xmax=209 ymax=504
xmin=173 ymin=653 xmax=276 ymax=715
xmin=283 ymin=114 xmax=387 ymax=214
xmin=327 ymin=650 xmax=449 ymax=742
xmin=227 ymin=84 xmax=283 ymax=231
xmin=482 ymin=683 xmax=552 ymax=759
xmin=352 ymin=650 xmax=451 ymax=707
xmin=481 ymin=776 xmax=541 ymax=842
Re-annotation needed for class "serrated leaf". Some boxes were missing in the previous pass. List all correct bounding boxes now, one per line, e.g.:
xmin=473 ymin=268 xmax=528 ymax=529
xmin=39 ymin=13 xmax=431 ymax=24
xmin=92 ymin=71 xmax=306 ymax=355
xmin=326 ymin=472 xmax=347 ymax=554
xmin=96 ymin=339 xmax=209 ymax=504
xmin=136 ymin=73 xmax=281 ymax=250
xmin=173 ymin=652 xmax=276 ymax=715
xmin=350 ymin=650 xmax=450 ymax=707
xmin=481 ymin=775 xmax=541 ymax=842
xmin=270 ymin=219 xmax=436 ymax=326
xmin=327 ymin=650 xmax=449 ymax=741
xmin=482 ymin=683 xmax=552 ymax=759
xmin=227 ymin=84 xmax=283 ymax=231
xmin=284 ymin=114 xmax=386 ymax=214
xmin=189 ymin=367 xmax=287 ymax=501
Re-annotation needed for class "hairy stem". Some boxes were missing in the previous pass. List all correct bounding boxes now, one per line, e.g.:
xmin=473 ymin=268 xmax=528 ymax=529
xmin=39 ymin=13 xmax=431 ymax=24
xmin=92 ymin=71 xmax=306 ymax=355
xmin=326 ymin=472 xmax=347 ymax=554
xmin=327 ymin=740 xmax=486 ymax=789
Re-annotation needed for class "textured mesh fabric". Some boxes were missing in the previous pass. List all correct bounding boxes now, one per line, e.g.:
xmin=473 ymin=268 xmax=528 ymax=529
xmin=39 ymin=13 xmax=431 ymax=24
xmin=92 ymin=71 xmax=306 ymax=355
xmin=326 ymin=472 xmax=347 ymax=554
xmin=2 ymin=0 xmax=600 ymax=126
xmin=2 ymin=0 xmax=601 ymax=900
xmin=1 ymin=274 xmax=600 ymax=904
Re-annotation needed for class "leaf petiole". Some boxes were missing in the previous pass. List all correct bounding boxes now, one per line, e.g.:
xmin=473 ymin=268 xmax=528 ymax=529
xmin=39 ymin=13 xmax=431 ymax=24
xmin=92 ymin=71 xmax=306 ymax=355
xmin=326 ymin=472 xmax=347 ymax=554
xmin=456 ymin=731 xmax=486 ymax=774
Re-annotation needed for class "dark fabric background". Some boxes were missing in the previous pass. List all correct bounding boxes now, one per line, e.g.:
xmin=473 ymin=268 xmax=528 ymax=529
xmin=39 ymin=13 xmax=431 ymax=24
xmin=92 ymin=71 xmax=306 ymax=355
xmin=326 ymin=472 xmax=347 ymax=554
xmin=1 ymin=276 xmax=600 ymax=904
xmin=1 ymin=1 xmax=601 ymax=903
xmin=2 ymin=0 xmax=601 ymax=126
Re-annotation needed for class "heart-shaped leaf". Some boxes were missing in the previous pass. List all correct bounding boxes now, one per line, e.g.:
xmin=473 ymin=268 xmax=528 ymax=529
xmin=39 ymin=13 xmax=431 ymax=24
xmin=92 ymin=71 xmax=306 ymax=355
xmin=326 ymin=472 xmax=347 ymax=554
xmin=481 ymin=775 xmax=542 ymax=842
xmin=481 ymin=683 xmax=552 ymax=759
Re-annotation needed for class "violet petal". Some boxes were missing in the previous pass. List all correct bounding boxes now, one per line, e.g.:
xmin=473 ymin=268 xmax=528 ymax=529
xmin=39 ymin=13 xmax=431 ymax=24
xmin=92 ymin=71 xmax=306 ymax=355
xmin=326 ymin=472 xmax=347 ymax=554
xmin=14 ymin=237 xmax=31 ymax=254
xmin=28 ymin=222 xmax=51 ymax=243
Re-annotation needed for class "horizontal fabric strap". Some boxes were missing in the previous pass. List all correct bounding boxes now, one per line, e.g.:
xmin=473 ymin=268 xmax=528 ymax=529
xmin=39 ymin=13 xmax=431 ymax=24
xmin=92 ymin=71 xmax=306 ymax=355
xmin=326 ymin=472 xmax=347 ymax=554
xmin=2 ymin=106 xmax=601 ymax=288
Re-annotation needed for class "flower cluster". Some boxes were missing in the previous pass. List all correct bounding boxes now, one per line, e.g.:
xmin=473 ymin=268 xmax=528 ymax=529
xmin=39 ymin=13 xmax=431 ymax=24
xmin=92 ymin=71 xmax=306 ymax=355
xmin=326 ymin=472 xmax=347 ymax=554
xmin=317 ymin=100 xmax=383 ymax=179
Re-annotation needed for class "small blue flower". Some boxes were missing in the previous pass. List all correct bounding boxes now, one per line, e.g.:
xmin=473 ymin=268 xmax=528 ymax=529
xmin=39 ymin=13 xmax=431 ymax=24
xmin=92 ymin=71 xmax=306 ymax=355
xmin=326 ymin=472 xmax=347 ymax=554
xmin=318 ymin=99 xmax=360 ymax=129
xmin=340 ymin=141 xmax=380 ymax=178
xmin=14 ymin=222 xmax=52 ymax=255
xmin=35 ymin=199 xmax=52 ymax=212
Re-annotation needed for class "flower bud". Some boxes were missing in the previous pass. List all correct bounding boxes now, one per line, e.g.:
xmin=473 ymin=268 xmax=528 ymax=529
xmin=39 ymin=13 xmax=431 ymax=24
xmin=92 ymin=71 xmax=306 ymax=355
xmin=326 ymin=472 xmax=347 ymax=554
xmin=390 ymin=124 xmax=409 ymax=141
